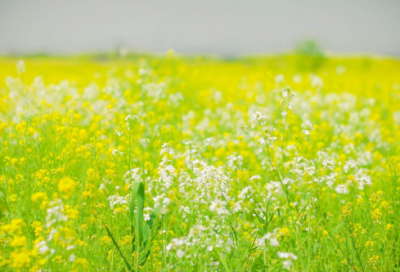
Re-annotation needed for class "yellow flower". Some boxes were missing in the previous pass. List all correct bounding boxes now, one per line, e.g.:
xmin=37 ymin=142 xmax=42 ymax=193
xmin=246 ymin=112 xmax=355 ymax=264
xmin=86 ymin=168 xmax=95 ymax=177
xmin=105 ymin=169 xmax=115 ymax=177
xmin=31 ymin=192 xmax=47 ymax=202
xmin=10 ymin=249 xmax=31 ymax=268
xmin=144 ymin=161 xmax=153 ymax=171
xmin=58 ymin=177 xmax=77 ymax=199
xmin=2 ymin=219 xmax=26 ymax=235
xmin=371 ymin=208 xmax=382 ymax=220
xmin=365 ymin=241 xmax=374 ymax=247
xmin=40 ymin=201 xmax=48 ymax=210
xmin=65 ymin=206 xmax=80 ymax=220
xmin=37 ymin=258 xmax=47 ymax=266
xmin=367 ymin=255 xmax=379 ymax=266
xmin=121 ymin=235 xmax=132 ymax=246
xmin=8 ymin=194 xmax=17 ymax=202
xmin=386 ymin=223 xmax=394 ymax=231
xmin=10 ymin=235 xmax=27 ymax=247
xmin=31 ymin=221 xmax=42 ymax=236
xmin=72 ymin=258 xmax=89 ymax=271
xmin=279 ymin=227 xmax=290 ymax=237
xmin=101 ymin=236 xmax=111 ymax=244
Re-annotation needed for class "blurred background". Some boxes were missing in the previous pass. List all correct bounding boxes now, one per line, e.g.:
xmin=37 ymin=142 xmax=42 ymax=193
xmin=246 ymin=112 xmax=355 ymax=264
xmin=1 ymin=0 xmax=399 ymax=56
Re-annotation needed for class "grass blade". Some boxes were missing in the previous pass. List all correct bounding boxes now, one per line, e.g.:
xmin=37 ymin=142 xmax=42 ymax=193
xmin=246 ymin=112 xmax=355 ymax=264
xmin=104 ymin=225 xmax=133 ymax=272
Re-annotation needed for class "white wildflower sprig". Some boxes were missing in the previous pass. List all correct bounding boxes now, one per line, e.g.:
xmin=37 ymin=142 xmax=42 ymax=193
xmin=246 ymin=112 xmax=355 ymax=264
xmin=278 ymin=251 xmax=298 ymax=270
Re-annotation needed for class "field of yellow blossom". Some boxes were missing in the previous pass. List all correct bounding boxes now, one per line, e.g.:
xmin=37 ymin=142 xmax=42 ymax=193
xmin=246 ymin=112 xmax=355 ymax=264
xmin=1 ymin=53 xmax=400 ymax=271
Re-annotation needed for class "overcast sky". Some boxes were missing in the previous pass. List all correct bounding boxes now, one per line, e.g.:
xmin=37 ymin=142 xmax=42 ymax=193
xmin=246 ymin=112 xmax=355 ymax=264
xmin=1 ymin=0 xmax=399 ymax=56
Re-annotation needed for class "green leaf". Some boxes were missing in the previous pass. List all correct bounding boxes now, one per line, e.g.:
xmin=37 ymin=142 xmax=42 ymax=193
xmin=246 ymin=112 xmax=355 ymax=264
xmin=131 ymin=182 xmax=145 ymax=248
xmin=216 ymin=250 xmax=231 ymax=272
xmin=128 ymin=181 xmax=163 ymax=267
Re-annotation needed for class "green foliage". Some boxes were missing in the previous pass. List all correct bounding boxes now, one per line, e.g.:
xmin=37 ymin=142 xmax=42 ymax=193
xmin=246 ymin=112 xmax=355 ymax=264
xmin=0 ymin=187 xmax=8 ymax=219
xmin=294 ymin=40 xmax=326 ymax=71
xmin=106 ymin=181 xmax=163 ymax=271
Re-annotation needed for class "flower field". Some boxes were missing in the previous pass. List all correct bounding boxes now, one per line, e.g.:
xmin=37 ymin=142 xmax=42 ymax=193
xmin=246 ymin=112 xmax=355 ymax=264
xmin=1 ymin=54 xmax=400 ymax=271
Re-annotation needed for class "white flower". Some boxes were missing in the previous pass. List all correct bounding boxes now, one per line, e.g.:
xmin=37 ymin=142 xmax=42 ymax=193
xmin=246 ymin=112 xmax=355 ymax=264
xmin=335 ymin=184 xmax=349 ymax=194
xmin=160 ymin=143 xmax=175 ymax=156
xmin=176 ymin=249 xmax=185 ymax=258
xmin=46 ymin=200 xmax=67 ymax=228
xmin=266 ymin=181 xmax=282 ymax=199
xmin=167 ymin=237 xmax=186 ymax=252
xmin=310 ymin=74 xmax=323 ymax=88
xmin=227 ymin=155 xmax=243 ymax=170
xmin=256 ymin=237 xmax=267 ymax=247
xmin=325 ymin=173 xmax=337 ymax=187
xmin=282 ymin=88 xmax=297 ymax=98
xmin=270 ymin=237 xmax=279 ymax=247
xmin=257 ymin=232 xmax=279 ymax=247
xmin=250 ymin=175 xmax=261 ymax=181
xmin=124 ymin=168 xmax=141 ymax=184
xmin=278 ymin=251 xmax=298 ymax=260
xmin=322 ymin=160 xmax=335 ymax=170
xmin=36 ymin=241 xmax=49 ymax=254
xmin=204 ymin=137 xmax=214 ymax=147
xmin=209 ymin=199 xmax=229 ymax=215
xmin=66 ymin=245 xmax=75 ymax=251
xmin=114 ymin=130 xmax=123 ymax=137
xmin=282 ymin=178 xmax=293 ymax=185
xmin=293 ymin=74 xmax=302 ymax=83
xmin=250 ymin=111 xmax=268 ymax=125
xmin=257 ymin=137 xmax=266 ymax=145
xmin=282 ymin=260 xmax=293 ymax=270
xmin=163 ymin=197 xmax=171 ymax=206
xmin=108 ymin=195 xmax=128 ymax=209
xmin=48 ymin=229 xmax=58 ymax=241
xmin=16 ymin=60 xmax=26 ymax=75
xmin=275 ymin=74 xmax=284 ymax=84
xmin=355 ymin=170 xmax=371 ymax=190
xmin=125 ymin=115 xmax=139 ymax=128
xmin=189 ymin=225 xmax=207 ymax=237
xmin=125 ymin=115 xmax=138 ymax=122
xmin=139 ymin=138 xmax=150 ymax=148
xmin=142 ymin=82 xmax=165 ymax=101
xmin=69 ymin=254 xmax=76 ymax=262
xmin=343 ymin=160 xmax=357 ymax=173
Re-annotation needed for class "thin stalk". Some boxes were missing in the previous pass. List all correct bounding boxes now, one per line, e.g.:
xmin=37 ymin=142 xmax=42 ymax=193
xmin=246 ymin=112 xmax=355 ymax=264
xmin=104 ymin=225 xmax=133 ymax=272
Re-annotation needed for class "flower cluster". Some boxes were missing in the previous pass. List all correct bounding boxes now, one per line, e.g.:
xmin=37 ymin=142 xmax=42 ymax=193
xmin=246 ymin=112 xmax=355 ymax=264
xmin=0 ymin=55 xmax=399 ymax=271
